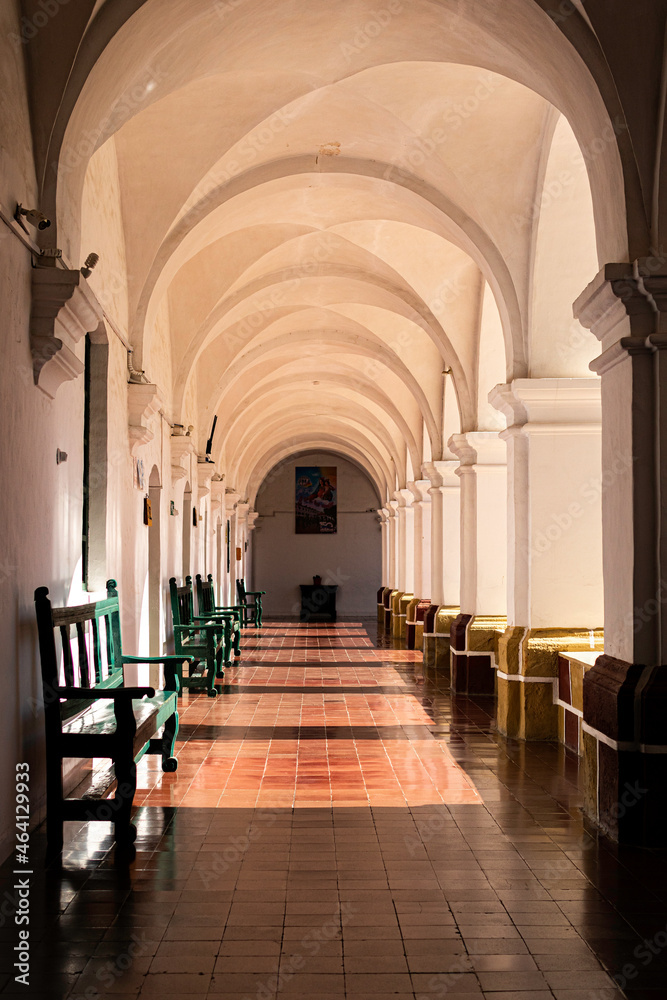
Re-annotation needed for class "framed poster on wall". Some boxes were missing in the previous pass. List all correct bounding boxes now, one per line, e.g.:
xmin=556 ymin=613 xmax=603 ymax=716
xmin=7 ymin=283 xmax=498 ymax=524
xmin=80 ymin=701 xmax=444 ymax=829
xmin=295 ymin=466 xmax=337 ymax=534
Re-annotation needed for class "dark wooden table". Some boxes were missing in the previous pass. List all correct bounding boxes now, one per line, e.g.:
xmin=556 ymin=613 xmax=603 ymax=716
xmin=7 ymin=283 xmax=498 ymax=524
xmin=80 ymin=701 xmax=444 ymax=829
xmin=299 ymin=584 xmax=338 ymax=622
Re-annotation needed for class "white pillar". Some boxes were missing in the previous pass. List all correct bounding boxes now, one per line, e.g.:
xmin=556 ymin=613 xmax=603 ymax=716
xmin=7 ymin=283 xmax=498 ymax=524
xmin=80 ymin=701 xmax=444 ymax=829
xmin=378 ymin=508 xmax=390 ymax=585
xmin=490 ymin=379 xmax=603 ymax=628
xmin=226 ymin=489 xmax=241 ymax=604
xmin=423 ymin=461 xmax=460 ymax=607
xmin=236 ymin=501 xmax=250 ymax=583
xmin=450 ymin=433 xmax=507 ymax=616
xmin=386 ymin=500 xmax=399 ymax=589
xmin=393 ymin=489 xmax=415 ymax=593
xmin=408 ymin=480 xmax=431 ymax=600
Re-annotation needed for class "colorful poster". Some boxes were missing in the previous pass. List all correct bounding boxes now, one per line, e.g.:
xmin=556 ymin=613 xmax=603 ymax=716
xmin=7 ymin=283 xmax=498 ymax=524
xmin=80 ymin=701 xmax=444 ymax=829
xmin=295 ymin=467 xmax=337 ymax=534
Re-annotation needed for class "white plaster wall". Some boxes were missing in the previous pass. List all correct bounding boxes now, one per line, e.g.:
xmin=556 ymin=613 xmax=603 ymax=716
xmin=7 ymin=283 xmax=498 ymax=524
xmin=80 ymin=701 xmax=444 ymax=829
xmin=0 ymin=3 xmax=87 ymax=858
xmin=253 ymin=452 xmax=381 ymax=615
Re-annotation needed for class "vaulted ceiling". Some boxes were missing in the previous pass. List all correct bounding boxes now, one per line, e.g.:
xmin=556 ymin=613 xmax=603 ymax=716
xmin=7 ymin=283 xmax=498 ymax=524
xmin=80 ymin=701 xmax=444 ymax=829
xmin=37 ymin=0 xmax=628 ymax=501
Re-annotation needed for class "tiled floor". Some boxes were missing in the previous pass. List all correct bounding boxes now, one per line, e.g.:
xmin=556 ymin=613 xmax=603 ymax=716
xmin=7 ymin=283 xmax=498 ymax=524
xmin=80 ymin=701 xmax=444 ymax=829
xmin=2 ymin=618 xmax=667 ymax=998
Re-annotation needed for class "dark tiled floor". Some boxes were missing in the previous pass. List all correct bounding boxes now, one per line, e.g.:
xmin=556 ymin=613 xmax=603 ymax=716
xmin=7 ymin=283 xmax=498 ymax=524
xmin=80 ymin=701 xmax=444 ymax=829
xmin=2 ymin=618 xmax=667 ymax=998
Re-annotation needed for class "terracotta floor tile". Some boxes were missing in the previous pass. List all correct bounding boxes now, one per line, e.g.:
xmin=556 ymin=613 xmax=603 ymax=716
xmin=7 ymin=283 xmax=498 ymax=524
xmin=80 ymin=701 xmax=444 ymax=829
xmin=9 ymin=618 xmax=667 ymax=999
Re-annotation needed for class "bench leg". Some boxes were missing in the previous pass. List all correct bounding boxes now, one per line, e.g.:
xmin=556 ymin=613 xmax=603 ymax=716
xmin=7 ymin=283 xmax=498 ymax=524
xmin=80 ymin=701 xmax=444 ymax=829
xmin=233 ymin=626 xmax=241 ymax=657
xmin=161 ymin=710 xmax=179 ymax=772
xmin=256 ymin=599 xmax=263 ymax=628
xmin=221 ymin=625 xmax=232 ymax=667
xmin=46 ymin=756 xmax=64 ymax=849
xmin=112 ymin=756 xmax=137 ymax=844
xmin=207 ymin=654 xmax=220 ymax=696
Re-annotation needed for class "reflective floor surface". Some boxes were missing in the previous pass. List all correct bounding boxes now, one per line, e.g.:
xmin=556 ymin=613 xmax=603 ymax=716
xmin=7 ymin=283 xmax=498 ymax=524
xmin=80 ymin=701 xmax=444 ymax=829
xmin=1 ymin=618 xmax=666 ymax=998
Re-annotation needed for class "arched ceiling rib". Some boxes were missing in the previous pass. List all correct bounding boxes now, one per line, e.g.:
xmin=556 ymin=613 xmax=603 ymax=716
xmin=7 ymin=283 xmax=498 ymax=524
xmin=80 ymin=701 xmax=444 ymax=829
xmin=63 ymin=0 xmax=619 ymax=502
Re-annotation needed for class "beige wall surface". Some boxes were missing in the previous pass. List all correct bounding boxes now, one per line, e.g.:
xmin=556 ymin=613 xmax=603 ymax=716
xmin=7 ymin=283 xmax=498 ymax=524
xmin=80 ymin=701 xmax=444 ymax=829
xmin=254 ymin=452 xmax=381 ymax=615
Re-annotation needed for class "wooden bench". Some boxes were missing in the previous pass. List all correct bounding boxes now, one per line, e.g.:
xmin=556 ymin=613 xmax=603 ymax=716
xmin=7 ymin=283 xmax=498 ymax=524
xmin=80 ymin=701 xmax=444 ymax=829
xmin=195 ymin=574 xmax=242 ymax=657
xmin=34 ymin=580 xmax=190 ymax=850
xmin=237 ymin=578 xmax=265 ymax=627
xmin=169 ymin=577 xmax=227 ymax=696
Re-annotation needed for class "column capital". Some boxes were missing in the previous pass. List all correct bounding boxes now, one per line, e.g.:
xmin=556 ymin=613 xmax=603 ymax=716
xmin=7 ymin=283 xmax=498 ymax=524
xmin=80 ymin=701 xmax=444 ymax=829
xmin=407 ymin=479 xmax=431 ymax=503
xmin=377 ymin=507 xmax=390 ymax=522
xmin=225 ymin=488 xmax=242 ymax=507
xmin=171 ymin=435 xmax=196 ymax=487
xmin=489 ymin=378 xmax=601 ymax=431
xmin=574 ymin=263 xmax=654 ymax=356
xmin=197 ymin=460 xmax=217 ymax=499
xmin=247 ymin=511 xmax=259 ymax=531
xmin=386 ymin=499 xmax=399 ymax=515
xmin=422 ymin=460 xmax=458 ymax=488
xmin=235 ymin=501 xmax=250 ymax=522
xmin=209 ymin=476 xmax=226 ymax=513
xmin=392 ymin=488 xmax=414 ymax=508
xmin=449 ymin=431 xmax=505 ymax=467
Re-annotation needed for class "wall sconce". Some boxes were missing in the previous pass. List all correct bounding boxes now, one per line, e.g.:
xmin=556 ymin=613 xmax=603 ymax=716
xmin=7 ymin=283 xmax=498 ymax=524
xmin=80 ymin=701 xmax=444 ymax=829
xmin=80 ymin=252 xmax=99 ymax=278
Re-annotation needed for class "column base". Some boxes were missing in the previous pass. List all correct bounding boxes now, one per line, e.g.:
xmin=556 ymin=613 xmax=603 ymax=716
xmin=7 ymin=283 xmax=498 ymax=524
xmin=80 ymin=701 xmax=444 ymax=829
xmin=390 ymin=591 xmax=405 ymax=637
xmin=497 ymin=627 xmax=603 ymax=741
xmin=394 ymin=593 xmax=413 ymax=638
xmin=450 ymin=615 xmax=506 ymax=695
xmin=383 ymin=589 xmax=398 ymax=630
xmin=377 ymin=587 xmax=387 ymax=625
xmin=423 ymin=607 xmax=459 ymax=678
xmin=406 ymin=598 xmax=430 ymax=650
xmin=582 ymin=655 xmax=667 ymax=845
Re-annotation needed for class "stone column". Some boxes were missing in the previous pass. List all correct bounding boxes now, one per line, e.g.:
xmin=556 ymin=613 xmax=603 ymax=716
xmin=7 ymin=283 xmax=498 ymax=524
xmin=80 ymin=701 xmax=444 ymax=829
xmin=225 ymin=489 xmax=241 ymax=605
xmin=405 ymin=481 xmax=432 ymax=650
xmin=489 ymin=379 xmax=604 ymax=741
xmin=377 ymin=508 xmax=391 ymax=624
xmin=422 ymin=461 xmax=460 ymax=672
xmin=392 ymin=489 xmax=414 ymax=637
xmin=236 ymin=501 xmax=250 ymax=584
xmin=448 ymin=433 xmax=507 ymax=695
xmin=574 ymin=263 xmax=667 ymax=843
xmin=210 ymin=477 xmax=226 ymax=604
xmin=383 ymin=501 xmax=399 ymax=629
xmin=247 ymin=510 xmax=259 ymax=590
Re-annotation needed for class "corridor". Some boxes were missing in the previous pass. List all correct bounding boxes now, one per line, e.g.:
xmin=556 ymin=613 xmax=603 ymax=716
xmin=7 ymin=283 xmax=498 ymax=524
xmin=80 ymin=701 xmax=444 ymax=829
xmin=2 ymin=620 xmax=665 ymax=999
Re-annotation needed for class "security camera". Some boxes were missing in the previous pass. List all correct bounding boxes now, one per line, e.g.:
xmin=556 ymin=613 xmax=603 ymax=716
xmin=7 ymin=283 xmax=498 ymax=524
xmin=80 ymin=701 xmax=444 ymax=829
xmin=15 ymin=204 xmax=51 ymax=230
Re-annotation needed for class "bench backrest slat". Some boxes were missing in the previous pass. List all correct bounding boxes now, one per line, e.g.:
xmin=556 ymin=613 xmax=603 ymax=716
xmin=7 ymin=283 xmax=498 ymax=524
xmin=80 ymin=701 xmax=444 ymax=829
xmin=170 ymin=576 xmax=196 ymax=628
xmin=91 ymin=617 xmax=103 ymax=684
xmin=196 ymin=573 xmax=216 ymax=616
xmin=35 ymin=584 xmax=126 ymax=724
xmin=237 ymin=579 xmax=247 ymax=604
xmin=76 ymin=621 xmax=91 ymax=688
xmin=60 ymin=626 xmax=75 ymax=687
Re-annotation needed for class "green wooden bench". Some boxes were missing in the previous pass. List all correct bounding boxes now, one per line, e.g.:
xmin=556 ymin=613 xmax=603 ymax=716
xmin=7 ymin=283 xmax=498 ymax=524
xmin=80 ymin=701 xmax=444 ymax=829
xmin=34 ymin=580 xmax=190 ymax=850
xmin=169 ymin=577 xmax=227 ymax=696
xmin=195 ymin=574 xmax=242 ymax=657
xmin=237 ymin=578 xmax=266 ymax=627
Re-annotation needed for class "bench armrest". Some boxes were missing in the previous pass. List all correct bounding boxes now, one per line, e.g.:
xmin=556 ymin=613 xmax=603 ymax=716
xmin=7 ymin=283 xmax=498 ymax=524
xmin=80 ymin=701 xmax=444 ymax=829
xmin=55 ymin=686 xmax=156 ymax=700
xmin=121 ymin=654 xmax=196 ymax=664
xmin=192 ymin=613 xmax=232 ymax=622
xmin=174 ymin=623 xmax=221 ymax=635
xmin=246 ymin=591 xmax=266 ymax=596
xmin=120 ymin=655 xmax=192 ymax=694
